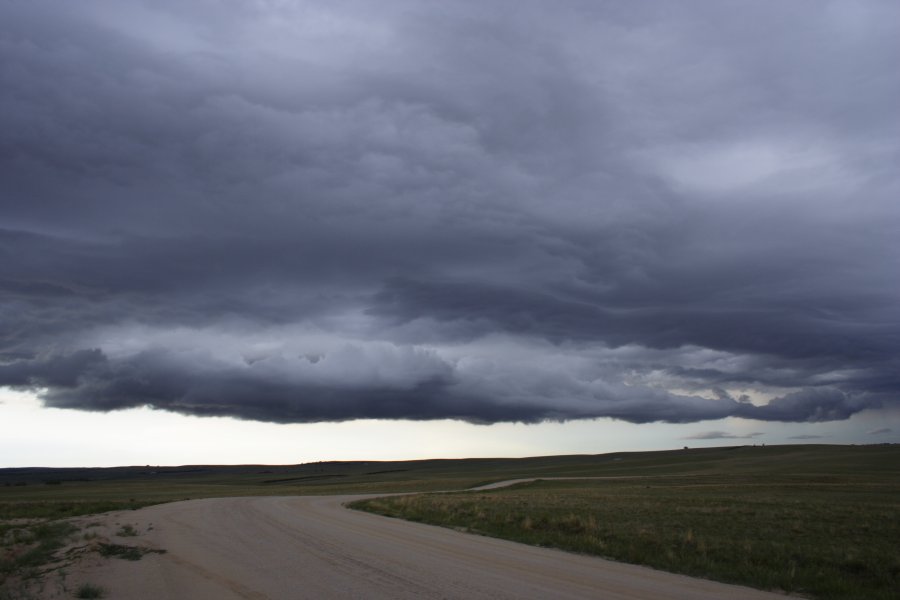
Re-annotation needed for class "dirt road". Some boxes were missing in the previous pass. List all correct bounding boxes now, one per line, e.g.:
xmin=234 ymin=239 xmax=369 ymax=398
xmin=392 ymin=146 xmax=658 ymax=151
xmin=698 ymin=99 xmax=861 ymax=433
xmin=56 ymin=493 xmax=792 ymax=599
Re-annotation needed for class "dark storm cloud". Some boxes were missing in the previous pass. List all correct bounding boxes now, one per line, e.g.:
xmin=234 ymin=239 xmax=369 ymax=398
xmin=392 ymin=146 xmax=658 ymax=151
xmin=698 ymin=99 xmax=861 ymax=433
xmin=1 ymin=1 xmax=898 ymax=425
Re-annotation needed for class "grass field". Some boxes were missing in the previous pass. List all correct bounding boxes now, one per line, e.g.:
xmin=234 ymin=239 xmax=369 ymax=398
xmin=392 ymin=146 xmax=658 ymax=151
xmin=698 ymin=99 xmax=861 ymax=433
xmin=2 ymin=444 xmax=899 ymax=599
xmin=350 ymin=445 xmax=900 ymax=600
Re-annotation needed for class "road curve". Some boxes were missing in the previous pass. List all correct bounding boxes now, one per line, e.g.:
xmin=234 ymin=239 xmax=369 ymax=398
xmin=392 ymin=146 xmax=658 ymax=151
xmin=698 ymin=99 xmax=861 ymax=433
xmin=469 ymin=476 xmax=636 ymax=490
xmin=63 ymin=493 xmax=794 ymax=600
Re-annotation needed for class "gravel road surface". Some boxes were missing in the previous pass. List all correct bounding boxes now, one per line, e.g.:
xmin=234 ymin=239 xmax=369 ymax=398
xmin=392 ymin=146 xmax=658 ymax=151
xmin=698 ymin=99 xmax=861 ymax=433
xmin=59 ymin=493 xmax=794 ymax=599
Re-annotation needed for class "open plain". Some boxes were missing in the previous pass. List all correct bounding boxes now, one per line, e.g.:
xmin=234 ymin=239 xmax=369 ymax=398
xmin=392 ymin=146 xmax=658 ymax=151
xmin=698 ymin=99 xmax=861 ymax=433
xmin=2 ymin=445 xmax=897 ymax=599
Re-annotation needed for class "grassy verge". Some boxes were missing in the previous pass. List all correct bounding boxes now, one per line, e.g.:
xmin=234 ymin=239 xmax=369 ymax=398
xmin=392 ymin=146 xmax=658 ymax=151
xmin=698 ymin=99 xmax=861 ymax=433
xmin=350 ymin=474 xmax=900 ymax=600
xmin=0 ymin=501 xmax=165 ymax=595
xmin=0 ymin=520 xmax=78 ymax=587
xmin=0 ymin=500 xmax=158 ymax=521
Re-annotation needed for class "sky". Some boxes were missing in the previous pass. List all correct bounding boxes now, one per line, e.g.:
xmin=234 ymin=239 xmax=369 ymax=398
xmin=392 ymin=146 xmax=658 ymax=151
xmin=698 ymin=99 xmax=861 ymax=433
xmin=1 ymin=1 xmax=898 ymax=467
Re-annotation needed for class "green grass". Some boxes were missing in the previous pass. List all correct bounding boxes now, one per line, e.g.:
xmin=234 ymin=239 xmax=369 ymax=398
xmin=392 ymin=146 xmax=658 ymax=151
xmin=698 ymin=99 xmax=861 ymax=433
xmin=0 ymin=500 xmax=156 ymax=521
xmin=0 ymin=520 xmax=78 ymax=585
xmin=350 ymin=451 xmax=900 ymax=600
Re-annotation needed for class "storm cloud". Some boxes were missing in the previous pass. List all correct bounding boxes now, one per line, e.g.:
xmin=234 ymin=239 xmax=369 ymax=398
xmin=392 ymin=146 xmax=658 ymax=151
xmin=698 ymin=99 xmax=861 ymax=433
xmin=1 ymin=1 xmax=898 ymax=425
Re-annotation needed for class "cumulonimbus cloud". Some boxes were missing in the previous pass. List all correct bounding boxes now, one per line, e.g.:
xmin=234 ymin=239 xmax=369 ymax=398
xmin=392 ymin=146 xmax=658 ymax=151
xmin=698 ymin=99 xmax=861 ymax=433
xmin=1 ymin=1 xmax=898 ymax=426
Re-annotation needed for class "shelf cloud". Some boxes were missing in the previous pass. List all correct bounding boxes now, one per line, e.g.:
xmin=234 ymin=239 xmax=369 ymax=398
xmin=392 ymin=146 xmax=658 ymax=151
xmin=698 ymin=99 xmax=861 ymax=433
xmin=1 ymin=1 xmax=898 ymax=425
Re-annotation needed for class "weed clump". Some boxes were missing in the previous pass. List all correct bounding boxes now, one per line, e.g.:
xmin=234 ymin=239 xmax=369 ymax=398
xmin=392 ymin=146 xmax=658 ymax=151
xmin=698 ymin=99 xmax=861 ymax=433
xmin=97 ymin=543 xmax=164 ymax=561
xmin=75 ymin=582 xmax=105 ymax=598
xmin=115 ymin=524 xmax=138 ymax=537
xmin=0 ymin=521 xmax=78 ymax=584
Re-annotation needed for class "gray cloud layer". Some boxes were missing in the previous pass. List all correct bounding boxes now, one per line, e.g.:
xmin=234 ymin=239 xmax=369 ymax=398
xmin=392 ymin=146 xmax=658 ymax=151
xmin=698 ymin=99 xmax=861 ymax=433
xmin=682 ymin=431 xmax=764 ymax=441
xmin=1 ymin=1 xmax=898 ymax=425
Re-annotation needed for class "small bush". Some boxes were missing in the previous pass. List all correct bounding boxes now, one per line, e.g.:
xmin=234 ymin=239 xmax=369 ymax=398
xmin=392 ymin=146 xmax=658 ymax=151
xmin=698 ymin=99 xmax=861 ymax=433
xmin=97 ymin=543 xmax=143 ymax=561
xmin=97 ymin=543 xmax=165 ymax=561
xmin=75 ymin=582 xmax=105 ymax=598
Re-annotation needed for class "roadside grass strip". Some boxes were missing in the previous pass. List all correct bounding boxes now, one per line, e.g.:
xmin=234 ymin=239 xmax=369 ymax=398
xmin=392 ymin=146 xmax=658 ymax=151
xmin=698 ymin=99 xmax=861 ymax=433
xmin=350 ymin=475 xmax=900 ymax=600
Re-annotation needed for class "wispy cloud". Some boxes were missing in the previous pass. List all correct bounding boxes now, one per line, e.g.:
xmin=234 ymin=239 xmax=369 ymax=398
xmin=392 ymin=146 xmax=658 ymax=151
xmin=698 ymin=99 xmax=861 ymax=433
xmin=682 ymin=431 xmax=764 ymax=440
xmin=867 ymin=428 xmax=892 ymax=435
xmin=787 ymin=434 xmax=827 ymax=440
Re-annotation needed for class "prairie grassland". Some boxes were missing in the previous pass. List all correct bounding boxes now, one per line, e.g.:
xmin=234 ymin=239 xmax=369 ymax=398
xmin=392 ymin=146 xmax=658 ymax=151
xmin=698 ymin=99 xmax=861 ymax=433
xmin=351 ymin=457 xmax=900 ymax=600
xmin=3 ymin=444 xmax=896 ymax=512
xmin=3 ymin=444 xmax=898 ymax=598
